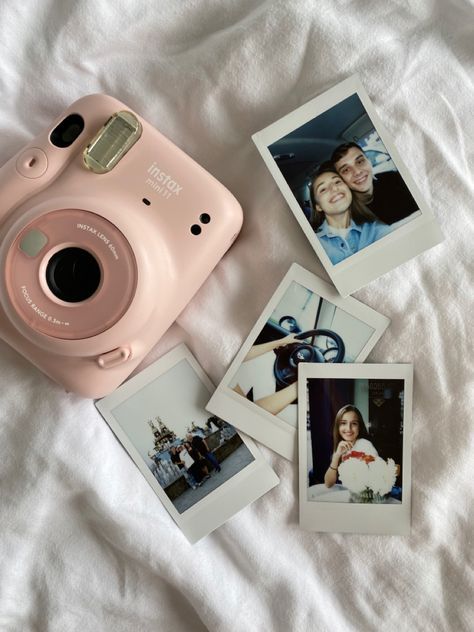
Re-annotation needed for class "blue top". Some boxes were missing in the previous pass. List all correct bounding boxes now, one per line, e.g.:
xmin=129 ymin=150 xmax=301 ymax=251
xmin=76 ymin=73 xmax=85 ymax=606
xmin=316 ymin=219 xmax=392 ymax=265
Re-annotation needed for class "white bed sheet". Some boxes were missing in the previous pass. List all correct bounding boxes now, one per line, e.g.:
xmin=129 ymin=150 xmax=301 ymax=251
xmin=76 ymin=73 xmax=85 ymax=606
xmin=0 ymin=1 xmax=473 ymax=630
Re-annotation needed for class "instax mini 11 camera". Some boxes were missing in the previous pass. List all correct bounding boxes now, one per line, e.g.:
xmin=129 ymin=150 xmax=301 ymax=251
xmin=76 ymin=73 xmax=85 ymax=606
xmin=0 ymin=95 xmax=243 ymax=397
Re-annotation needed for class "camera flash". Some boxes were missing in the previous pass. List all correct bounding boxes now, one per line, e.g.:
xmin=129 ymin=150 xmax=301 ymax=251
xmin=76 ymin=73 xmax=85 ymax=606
xmin=83 ymin=111 xmax=142 ymax=174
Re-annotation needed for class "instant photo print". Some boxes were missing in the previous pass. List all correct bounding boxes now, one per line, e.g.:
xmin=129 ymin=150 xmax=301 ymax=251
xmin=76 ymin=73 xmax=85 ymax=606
xmin=252 ymin=75 xmax=443 ymax=296
xmin=298 ymin=363 xmax=413 ymax=536
xmin=206 ymin=263 xmax=390 ymax=460
xmin=96 ymin=344 xmax=279 ymax=544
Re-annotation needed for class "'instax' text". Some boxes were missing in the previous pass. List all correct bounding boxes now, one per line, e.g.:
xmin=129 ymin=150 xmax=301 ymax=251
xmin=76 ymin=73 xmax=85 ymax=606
xmin=146 ymin=163 xmax=183 ymax=200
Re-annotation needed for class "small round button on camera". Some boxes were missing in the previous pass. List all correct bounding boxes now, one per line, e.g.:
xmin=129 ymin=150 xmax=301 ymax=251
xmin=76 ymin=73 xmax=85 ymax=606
xmin=16 ymin=148 xmax=48 ymax=179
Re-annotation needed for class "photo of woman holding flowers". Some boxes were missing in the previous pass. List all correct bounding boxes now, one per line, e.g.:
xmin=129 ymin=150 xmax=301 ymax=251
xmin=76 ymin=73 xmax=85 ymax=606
xmin=306 ymin=377 xmax=404 ymax=504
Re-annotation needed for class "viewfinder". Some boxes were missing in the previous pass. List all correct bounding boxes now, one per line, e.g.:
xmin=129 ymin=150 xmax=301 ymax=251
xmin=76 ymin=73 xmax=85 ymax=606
xmin=50 ymin=114 xmax=85 ymax=148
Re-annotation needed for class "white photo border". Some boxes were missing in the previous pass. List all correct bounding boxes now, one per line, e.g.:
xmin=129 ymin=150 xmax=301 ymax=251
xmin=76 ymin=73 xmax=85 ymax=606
xmin=252 ymin=74 xmax=443 ymax=297
xmin=298 ymin=362 xmax=413 ymax=535
xmin=96 ymin=343 xmax=279 ymax=544
xmin=206 ymin=263 xmax=390 ymax=461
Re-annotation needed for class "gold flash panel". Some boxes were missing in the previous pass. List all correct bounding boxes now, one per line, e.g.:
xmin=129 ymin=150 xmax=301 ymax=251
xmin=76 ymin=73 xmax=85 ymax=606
xmin=83 ymin=111 xmax=142 ymax=174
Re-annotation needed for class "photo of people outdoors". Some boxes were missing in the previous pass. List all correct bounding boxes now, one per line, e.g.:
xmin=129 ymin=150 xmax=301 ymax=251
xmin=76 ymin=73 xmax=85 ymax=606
xmin=267 ymin=93 xmax=420 ymax=265
xmin=228 ymin=280 xmax=376 ymax=428
xmin=306 ymin=377 xmax=405 ymax=504
xmin=108 ymin=359 xmax=255 ymax=514
xmin=148 ymin=414 xmax=248 ymax=513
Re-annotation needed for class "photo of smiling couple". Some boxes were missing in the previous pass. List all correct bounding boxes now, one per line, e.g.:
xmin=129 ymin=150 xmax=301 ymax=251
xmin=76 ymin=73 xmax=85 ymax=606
xmin=309 ymin=142 xmax=418 ymax=264
xmin=265 ymin=91 xmax=421 ymax=266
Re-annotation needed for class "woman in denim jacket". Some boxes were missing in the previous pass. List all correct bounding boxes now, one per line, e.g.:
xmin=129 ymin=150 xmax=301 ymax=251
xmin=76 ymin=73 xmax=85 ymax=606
xmin=309 ymin=163 xmax=391 ymax=265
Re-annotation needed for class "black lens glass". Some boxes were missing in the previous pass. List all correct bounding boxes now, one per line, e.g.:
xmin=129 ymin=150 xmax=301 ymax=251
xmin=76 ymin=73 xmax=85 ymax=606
xmin=50 ymin=114 xmax=85 ymax=148
xmin=46 ymin=247 xmax=101 ymax=302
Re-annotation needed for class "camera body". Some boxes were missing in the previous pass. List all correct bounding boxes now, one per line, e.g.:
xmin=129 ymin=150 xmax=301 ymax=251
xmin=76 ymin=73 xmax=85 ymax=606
xmin=0 ymin=94 xmax=242 ymax=397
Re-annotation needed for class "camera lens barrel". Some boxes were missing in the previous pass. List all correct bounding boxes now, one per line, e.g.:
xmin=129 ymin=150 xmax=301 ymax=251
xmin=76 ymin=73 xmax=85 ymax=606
xmin=46 ymin=247 xmax=101 ymax=303
xmin=5 ymin=209 xmax=137 ymax=340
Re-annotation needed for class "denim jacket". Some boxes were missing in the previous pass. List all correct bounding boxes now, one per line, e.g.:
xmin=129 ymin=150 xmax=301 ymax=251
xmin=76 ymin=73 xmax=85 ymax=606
xmin=316 ymin=220 xmax=391 ymax=265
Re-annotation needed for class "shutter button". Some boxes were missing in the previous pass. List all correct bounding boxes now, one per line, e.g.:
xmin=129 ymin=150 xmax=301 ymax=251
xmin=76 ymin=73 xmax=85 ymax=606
xmin=96 ymin=346 xmax=131 ymax=369
xmin=16 ymin=148 xmax=48 ymax=179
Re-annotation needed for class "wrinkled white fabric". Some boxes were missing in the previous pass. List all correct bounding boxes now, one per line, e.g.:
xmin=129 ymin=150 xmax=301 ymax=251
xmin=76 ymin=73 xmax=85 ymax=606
xmin=0 ymin=1 xmax=473 ymax=631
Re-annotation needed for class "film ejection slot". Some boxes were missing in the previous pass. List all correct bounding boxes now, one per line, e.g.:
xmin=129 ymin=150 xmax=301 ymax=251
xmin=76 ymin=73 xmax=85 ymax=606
xmin=83 ymin=111 xmax=142 ymax=174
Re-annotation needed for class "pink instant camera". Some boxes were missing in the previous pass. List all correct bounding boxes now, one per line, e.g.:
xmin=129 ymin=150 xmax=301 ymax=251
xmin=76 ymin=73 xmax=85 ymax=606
xmin=0 ymin=95 xmax=242 ymax=397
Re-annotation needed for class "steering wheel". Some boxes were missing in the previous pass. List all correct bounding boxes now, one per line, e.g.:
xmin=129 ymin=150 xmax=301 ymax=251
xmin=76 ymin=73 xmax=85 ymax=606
xmin=273 ymin=329 xmax=345 ymax=389
xmin=278 ymin=315 xmax=301 ymax=333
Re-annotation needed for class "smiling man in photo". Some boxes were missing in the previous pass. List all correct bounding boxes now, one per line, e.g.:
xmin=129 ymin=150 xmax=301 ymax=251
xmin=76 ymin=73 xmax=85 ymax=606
xmin=332 ymin=142 xmax=418 ymax=225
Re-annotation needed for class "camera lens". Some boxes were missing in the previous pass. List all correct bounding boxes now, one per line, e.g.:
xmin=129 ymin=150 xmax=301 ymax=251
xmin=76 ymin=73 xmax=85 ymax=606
xmin=50 ymin=114 xmax=85 ymax=148
xmin=46 ymin=247 xmax=101 ymax=302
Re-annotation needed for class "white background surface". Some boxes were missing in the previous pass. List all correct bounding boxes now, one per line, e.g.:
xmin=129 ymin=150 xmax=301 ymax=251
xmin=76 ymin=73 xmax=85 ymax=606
xmin=0 ymin=1 xmax=472 ymax=631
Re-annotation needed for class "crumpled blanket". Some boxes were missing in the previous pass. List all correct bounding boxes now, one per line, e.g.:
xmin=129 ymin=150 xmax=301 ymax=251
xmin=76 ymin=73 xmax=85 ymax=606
xmin=0 ymin=1 xmax=472 ymax=631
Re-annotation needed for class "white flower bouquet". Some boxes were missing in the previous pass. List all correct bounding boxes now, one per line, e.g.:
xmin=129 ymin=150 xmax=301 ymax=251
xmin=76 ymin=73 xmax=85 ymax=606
xmin=338 ymin=450 xmax=397 ymax=503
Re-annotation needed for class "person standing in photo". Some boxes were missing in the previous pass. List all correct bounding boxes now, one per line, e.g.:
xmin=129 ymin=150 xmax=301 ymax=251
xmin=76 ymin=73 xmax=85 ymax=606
xmin=184 ymin=442 xmax=210 ymax=482
xmin=178 ymin=444 xmax=209 ymax=487
xmin=187 ymin=432 xmax=221 ymax=473
xmin=169 ymin=445 xmax=198 ymax=490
